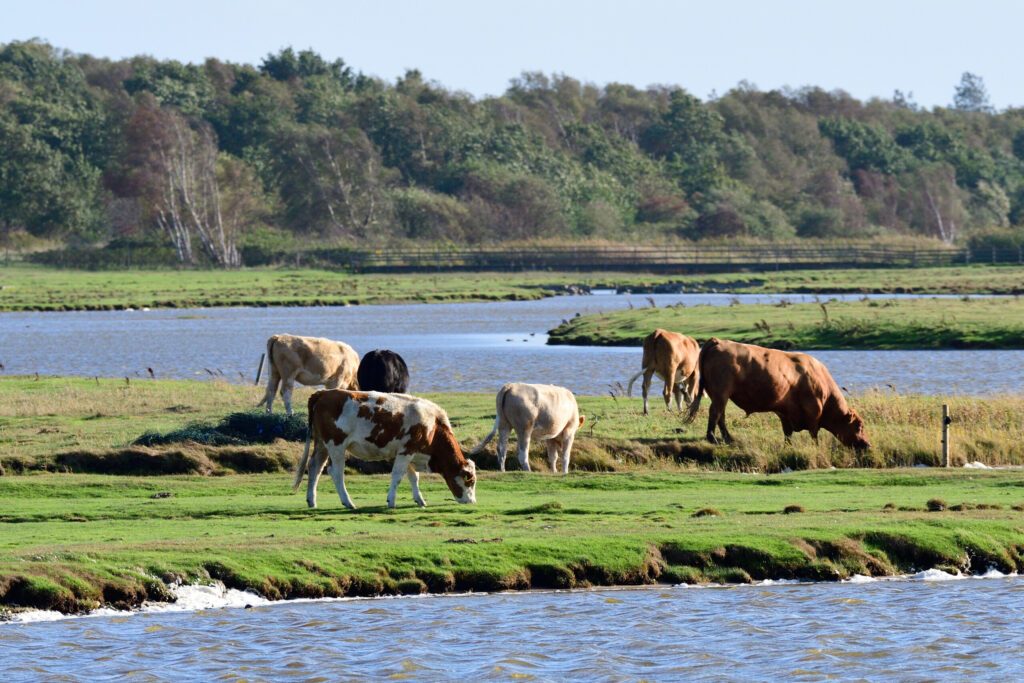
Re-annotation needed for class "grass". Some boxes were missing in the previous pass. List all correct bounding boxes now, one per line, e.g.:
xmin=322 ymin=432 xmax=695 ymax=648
xmin=2 ymin=263 xmax=1022 ymax=312
xmin=547 ymin=295 xmax=1024 ymax=349
xmin=1 ymin=469 xmax=1023 ymax=613
xmin=2 ymin=377 xmax=1023 ymax=613
xmin=3 ymin=377 xmax=1024 ymax=475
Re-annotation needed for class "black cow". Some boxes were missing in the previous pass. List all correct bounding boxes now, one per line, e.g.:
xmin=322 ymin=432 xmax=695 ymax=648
xmin=357 ymin=349 xmax=410 ymax=393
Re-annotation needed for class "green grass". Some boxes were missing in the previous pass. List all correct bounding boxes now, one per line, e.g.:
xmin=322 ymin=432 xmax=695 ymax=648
xmin=4 ymin=377 xmax=1024 ymax=475
xmin=3 ymin=377 xmax=1023 ymax=613
xmin=1 ymin=469 xmax=1023 ymax=613
xmin=2 ymin=263 xmax=1022 ymax=311
xmin=548 ymin=295 xmax=1024 ymax=349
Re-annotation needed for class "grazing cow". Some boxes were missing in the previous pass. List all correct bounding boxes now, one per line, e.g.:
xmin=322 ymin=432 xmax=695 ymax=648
xmin=626 ymin=329 xmax=701 ymax=415
xmin=257 ymin=334 xmax=359 ymax=415
xmin=357 ymin=349 xmax=410 ymax=393
xmin=470 ymin=383 xmax=584 ymax=473
xmin=684 ymin=338 xmax=870 ymax=450
xmin=294 ymin=390 xmax=477 ymax=509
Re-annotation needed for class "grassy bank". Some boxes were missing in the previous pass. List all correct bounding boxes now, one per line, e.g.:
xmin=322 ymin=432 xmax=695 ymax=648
xmin=3 ymin=375 xmax=1024 ymax=475
xmin=2 ymin=377 xmax=1023 ymax=613
xmin=548 ymin=296 xmax=1024 ymax=349
xmin=1 ymin=470 xmax=1023 ymax=614
xmin=2 ymin=264 xmax=1022 ymax=312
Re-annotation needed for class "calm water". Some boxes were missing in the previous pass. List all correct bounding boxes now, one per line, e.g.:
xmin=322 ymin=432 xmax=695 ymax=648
xmin=2 ymin=577 xmax=1023 ymax=681
xmin=1 ymin=292 xmax=1019 ymax=395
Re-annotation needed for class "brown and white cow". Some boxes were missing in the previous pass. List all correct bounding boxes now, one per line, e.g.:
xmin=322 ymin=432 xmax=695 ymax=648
xmin=257 ymin=334 xmax=359 ymax=415
xmin=293 ymin=390 xmax=477 ymax=509
xmin=684 ymin=338 xmax=870 ymax=450
xmin=626 ymin=329 xmax=701 ymax=415
xmin=470 ymin=383 xmax=584 ymax=473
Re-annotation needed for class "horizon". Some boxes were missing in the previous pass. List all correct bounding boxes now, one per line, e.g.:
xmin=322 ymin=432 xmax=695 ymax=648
xmin=2 ymin=0 xmax=1022 ymax=110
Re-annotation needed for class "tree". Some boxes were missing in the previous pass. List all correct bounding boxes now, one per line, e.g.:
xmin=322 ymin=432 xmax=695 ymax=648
xmin=640 ymin=90 xmax=725 ymax=196
xmin=952 ymin=72 xmax=994 ymax=113
xmin=271 ymin=123 xmax=391 ymax=237
xmin=123 ymin=98 xmax=243 ymax=265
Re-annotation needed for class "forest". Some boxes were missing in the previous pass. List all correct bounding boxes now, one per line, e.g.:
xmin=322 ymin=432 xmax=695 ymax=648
xmin=2 ymin=40 xmax=1024 ymax=267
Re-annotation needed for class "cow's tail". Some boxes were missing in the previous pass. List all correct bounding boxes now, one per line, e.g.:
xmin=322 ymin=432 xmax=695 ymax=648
xmin=683 ymin=340 xmax=714 ymax=424
xmin=469 ymin=385 xmax=509 ymax=455
xmin=626 ymin=367 xmax=649 ymax=397
xmin=292 ymin=391 xmax=323 ymax=491
xmin=255 ymin=337 xmax=276 ymax=408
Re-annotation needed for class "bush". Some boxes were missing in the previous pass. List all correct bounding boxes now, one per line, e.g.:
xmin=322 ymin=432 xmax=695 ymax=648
xmin=134 ymin=411 xmax=307 ymax=447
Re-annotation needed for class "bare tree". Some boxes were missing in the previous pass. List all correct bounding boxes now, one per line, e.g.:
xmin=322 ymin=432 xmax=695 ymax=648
xmin=905 ymin=163 xmax=966 ymax=244
xmin=153 ymin=114 xmax=241 ymax=267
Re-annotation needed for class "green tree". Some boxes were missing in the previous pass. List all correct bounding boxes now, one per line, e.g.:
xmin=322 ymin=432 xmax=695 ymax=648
xmin=640 ymin=91 xmax=725 ymax=196
xmin=952 ymin=72 xmax=994 ymax=113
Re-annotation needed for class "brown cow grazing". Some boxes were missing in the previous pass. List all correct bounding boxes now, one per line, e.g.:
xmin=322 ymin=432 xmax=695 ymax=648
xmin=684 ymin=338 xmax=870 ymax=450
xmin=257 ymin=334 xmax=359 ymax=415
xmin=294 ymin=390 xmax=477 ymax=510
xmin=626 ymin=329 xmax=701 ymax=415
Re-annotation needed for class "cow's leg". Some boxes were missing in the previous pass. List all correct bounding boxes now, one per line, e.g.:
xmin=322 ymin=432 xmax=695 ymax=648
xmin=515 ymin=424 xmax=533 ymax=472
xmin=406 ymin=463 xmax=426 ymax=507
xmin=327 ymin=443 xmax=356 ymax=510
xmin=683 ymin=371 xmax=699 ymax=406
xmin=662 ymin=368 xmax=676 ymax=411
xmin=641 ymin=369 xmax=655 ymax=415
xmin=560 ymin=432 xmax=576 ymax=475
xmin=305 ymin=441 xmax=328 ymax=508
xmin=673 ymin=382 xmax=685 ymax=412
xmin=707 ymin=399 xmax=732 ymax=444
xmin=496 ymin=424 xmax=511 ymax=472
xmin=387 ymin=454 xmax=414 ymax=508
xmin=546 ymin=439 xmax=560 ymax=472
xmin=281 ymin=376 xmax=298 ymax=416
xmin=263 ymin=367 xmax=281 ymax=413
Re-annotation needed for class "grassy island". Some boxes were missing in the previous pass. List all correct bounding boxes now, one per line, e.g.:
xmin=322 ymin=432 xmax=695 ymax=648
xmin=1 ymin=377 xmax=1023 ymax=614
xmin=547 ymin=296 xmax=1024 ymax=349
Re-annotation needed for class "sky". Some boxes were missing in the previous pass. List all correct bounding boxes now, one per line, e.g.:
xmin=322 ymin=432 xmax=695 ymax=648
xmin=2 ymin=0 xmax=1021 ymax=109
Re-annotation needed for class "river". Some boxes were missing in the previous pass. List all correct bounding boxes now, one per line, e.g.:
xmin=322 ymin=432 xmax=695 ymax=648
xmin=2 ymin=574 xmax=1022 ymax=680
xmin=0 ymin=292 xmax=1019 ymax=395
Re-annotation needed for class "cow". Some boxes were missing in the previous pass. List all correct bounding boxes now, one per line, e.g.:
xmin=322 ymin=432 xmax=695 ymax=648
xmin=257 ymin=334 xmax=359 ymax=415
xmin=626 ymin=329 xmax=701 ymax=415
xmin=470 ymin=383 xmax=584 ymax=473
xmin=293 ymin=389 xmax=477 ymax=510
xmin=684 ymin=338 xmax=870 ymax=450
xmin=357 ymin=349 xmax=410 ymax=393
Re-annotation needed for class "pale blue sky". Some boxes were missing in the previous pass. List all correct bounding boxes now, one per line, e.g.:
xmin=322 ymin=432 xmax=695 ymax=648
xmin=2 ymin=0 xmax=1020 ymax=109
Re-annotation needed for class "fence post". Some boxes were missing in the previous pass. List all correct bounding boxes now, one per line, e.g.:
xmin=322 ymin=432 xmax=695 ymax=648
xmin=942 ymin=404 xmax=951 ymax=467
xmin=254 ymin=353 xmax=265 ymax=386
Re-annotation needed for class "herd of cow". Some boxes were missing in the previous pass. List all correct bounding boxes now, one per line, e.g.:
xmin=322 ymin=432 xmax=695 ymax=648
xmin=257 ymin=328 xmax=870 ymax=511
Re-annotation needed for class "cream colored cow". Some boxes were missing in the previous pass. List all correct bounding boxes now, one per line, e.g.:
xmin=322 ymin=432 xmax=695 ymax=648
xmin=257 ymin=334 xmax=359 ymax=415
xmin=470 ymin=383 xmax=584 ymax=473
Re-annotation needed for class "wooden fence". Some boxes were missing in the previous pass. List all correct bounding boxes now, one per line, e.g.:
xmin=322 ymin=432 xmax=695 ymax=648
xmin=314 ymin=244 xmax=1024 ymax=273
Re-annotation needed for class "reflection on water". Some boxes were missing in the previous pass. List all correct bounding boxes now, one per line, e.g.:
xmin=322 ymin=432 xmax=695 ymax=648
xmin=1 ymin=293 xmax=1019 ymax=395
xmin=2 ymin=578 xmax=1022 ymax=680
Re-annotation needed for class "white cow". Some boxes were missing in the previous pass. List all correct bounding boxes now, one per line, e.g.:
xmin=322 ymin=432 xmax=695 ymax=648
xmin=470 ymin=383 xmax=584 ymax=473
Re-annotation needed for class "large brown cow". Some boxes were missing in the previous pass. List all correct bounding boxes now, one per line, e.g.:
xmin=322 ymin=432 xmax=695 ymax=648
xmin=257 ymin=334 xmax=359 ymax=415
xmin=684 ymin=338 xmax=870 ymax=450
xmin=294 ymin=390 xmax=477 ymax=509
xmin=626 ymin=329 xmax=701 ymax=415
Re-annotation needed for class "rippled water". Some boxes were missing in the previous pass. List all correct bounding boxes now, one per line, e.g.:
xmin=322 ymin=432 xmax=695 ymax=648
xmin=3 ymin=577 xmax=1023 ymax=681
xmin=1 ymin=292 xmax=1019 ymax=395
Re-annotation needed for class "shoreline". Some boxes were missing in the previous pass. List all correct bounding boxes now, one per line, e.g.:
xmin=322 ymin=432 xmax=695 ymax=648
xmin=4 ymin=568 xmax=1021 ymax=623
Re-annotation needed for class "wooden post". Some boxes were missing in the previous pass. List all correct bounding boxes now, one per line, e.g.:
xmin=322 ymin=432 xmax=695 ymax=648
xmin=942 ymin=404 xmax=951 ymax=467
xmin=254 ymin=352 xmax=265 ymax=386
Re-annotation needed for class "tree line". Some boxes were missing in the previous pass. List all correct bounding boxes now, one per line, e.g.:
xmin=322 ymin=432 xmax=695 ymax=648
xmin=2 ymin=40 xmax=1024 ymax=266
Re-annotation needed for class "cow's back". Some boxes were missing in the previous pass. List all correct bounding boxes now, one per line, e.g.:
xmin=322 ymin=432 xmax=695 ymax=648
xmin=500 ymin=382 xmax=578 ymax=434
xmin=270 ymin=334 xmax=357 ymax=386
xmin=357 ymin=349 xmax=410 ymax=393
xmin=644 ymin=329 xmax=699 ymax=374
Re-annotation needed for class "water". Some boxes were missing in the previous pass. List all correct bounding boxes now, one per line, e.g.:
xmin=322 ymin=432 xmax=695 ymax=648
xmin=3 ymin=577 xmax=1022 ymax=680
xmin=1 ymin=292 xmax=1019 ymax=395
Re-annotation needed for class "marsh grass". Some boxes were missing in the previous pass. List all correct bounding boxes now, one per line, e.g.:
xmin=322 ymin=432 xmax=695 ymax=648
xmin=3 ymin=378 xmax=1023 ymax=474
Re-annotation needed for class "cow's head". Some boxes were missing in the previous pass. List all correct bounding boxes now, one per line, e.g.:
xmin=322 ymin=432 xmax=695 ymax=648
xmin=445 ymin=458 xmax=477 ymax=504
xmin=837 ymin=408 xmax=870 ymax=452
